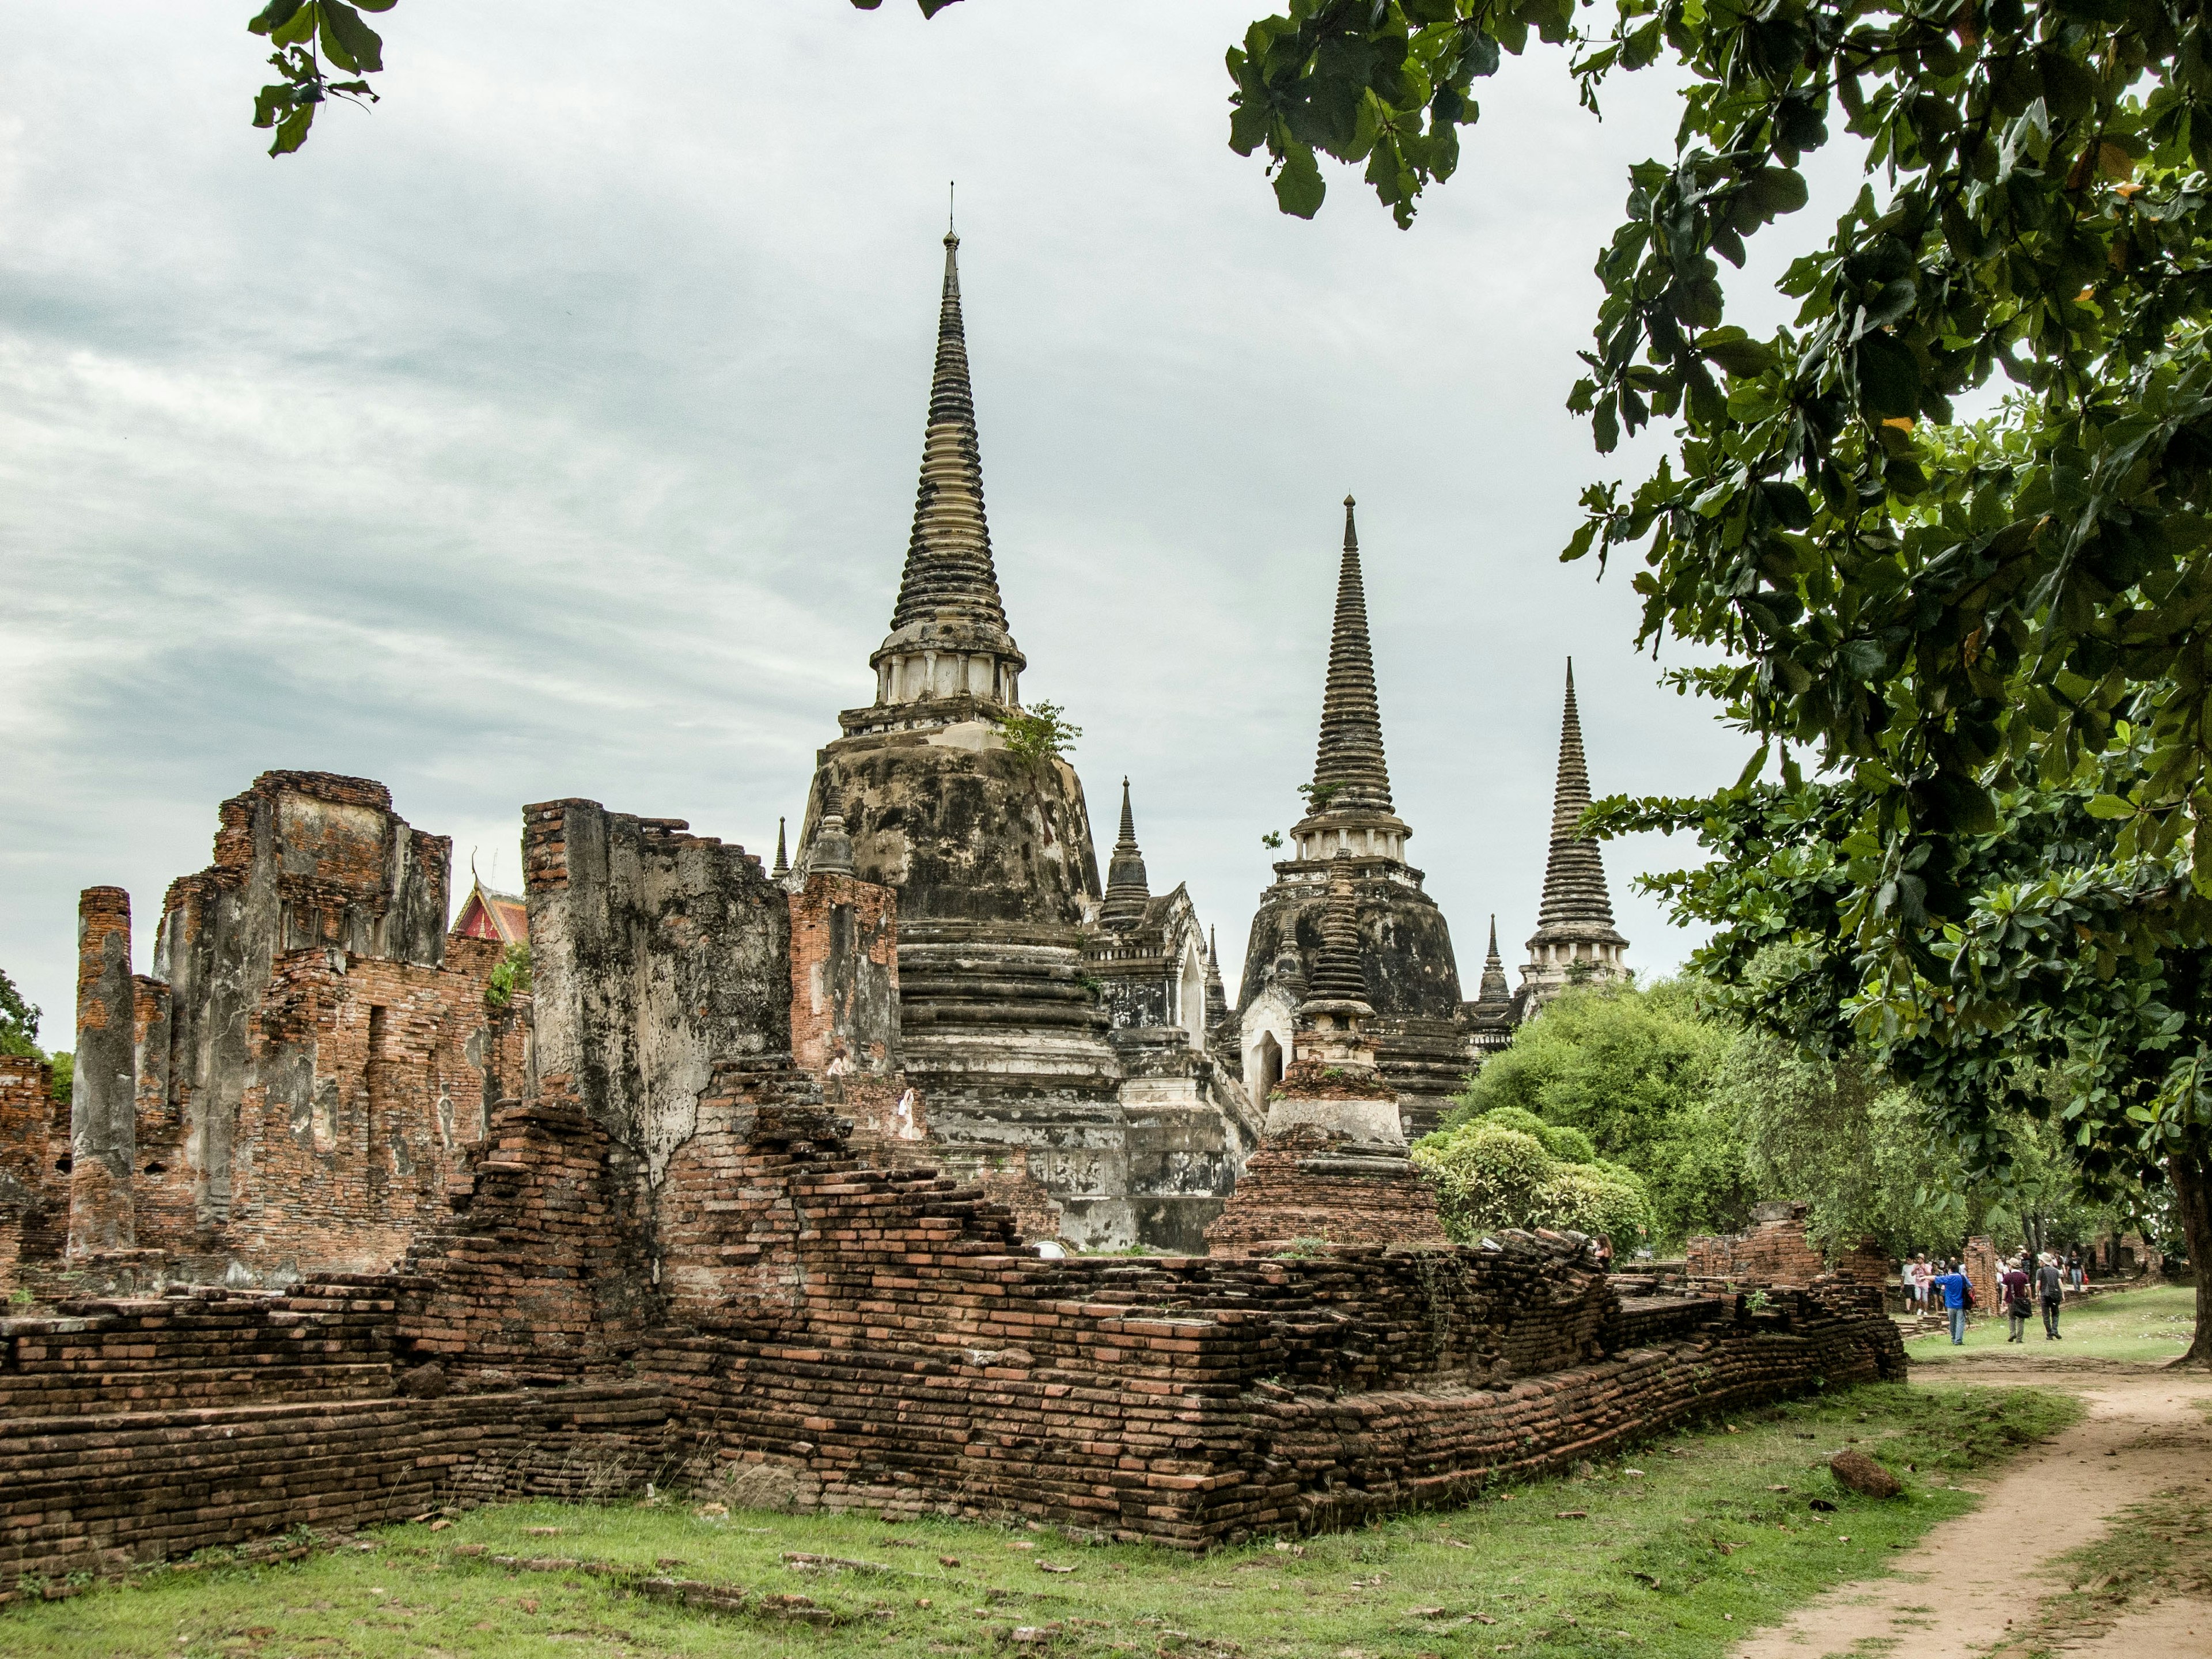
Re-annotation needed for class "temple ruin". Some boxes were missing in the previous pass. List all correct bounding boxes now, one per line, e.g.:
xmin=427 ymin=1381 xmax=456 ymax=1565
xmin=0 ymin=232 xmax=1888 ymax=1600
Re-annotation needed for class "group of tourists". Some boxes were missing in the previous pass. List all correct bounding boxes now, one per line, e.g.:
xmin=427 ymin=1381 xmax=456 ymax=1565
xmin=1902 ymin=1249 xmax=2081 ymax=1344
xmin=1998 ymin=1252 xmax=2072 ymax=1342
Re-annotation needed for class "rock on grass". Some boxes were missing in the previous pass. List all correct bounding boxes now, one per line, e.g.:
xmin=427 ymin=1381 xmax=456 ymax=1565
xmin=1829 ymin=1449 xmax=1902 ymax=1498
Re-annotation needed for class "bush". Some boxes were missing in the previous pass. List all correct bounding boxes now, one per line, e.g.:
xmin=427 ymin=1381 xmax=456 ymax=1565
xmin=1534 ymin=1163 xmax=1652 ymax=1241
xmin=1413 ymin=1118 xmax=1655 ymax=1246
xmin=1411 ymin=1124 xmax=1554 ymax=1241
xmin=1472 ymin=1105 xmax=1548 ymax=1139
xmin=1463 ymin=1104 xmax=1599 ymax=1167
xmin=1535 ymin=1123 xmax=1597 ymax=1164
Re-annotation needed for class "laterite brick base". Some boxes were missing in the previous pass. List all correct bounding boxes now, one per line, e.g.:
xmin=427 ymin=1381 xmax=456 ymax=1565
xmin=0 ymin=1094 xmax=1902 ymax=1590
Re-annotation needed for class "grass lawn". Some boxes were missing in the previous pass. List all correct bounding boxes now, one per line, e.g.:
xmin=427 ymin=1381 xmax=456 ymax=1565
xmin=1 ymin=1382 xmax=2077 ymax=1659
xmin=1904 ymin=1281 xmax=2200 ymax=1365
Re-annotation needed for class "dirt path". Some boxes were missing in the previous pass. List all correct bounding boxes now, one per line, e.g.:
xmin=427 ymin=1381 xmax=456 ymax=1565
xmin=1732 ymin=1357 xmax=2212 ymax=1658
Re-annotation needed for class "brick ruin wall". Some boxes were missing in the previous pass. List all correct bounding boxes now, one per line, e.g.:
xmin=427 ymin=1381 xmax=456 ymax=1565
xmin=1685 ymin=1204 xmax=1890 ymax=1289
xmin=1203 ymin=1124 xmax=1449 ymax=1257
xmin=0 ymin=779 xmax=1906 ymax=1594
xmin=0 ymin=1084 xmax=1902 ymax=1593
xmin=0 ymin=1056 xmax=67 ymax=1280
xmin=4 ymin=774 xmax=532 ymax=1301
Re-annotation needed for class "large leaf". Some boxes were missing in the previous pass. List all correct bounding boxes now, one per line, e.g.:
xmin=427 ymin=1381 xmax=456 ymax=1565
xmin=247 ymin=0 xmax=308 ymax=36
xmin=317 ymin=1 xmax=384 ymax=74
xmin=1854 ymin=332 xmax=1921 ymax=420
xmin=1272 ymin=143 xmax=1325 ymax=218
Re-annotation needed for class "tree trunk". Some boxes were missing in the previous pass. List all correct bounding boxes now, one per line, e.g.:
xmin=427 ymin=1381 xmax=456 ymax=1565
xmin=2171 ymin=1150 xmax=2212 ymax=1368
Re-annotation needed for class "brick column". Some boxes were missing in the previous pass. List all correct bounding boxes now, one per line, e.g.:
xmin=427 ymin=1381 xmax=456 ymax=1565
xmin=69 ymin=887 xmax=138 ymax=1256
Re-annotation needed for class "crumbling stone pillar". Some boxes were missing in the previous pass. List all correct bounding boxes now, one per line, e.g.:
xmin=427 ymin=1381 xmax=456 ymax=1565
xmin=70 ymin=887 xmax=138 ymax=1256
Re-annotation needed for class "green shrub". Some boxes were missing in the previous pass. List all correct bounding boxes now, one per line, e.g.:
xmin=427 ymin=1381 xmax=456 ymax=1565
xmin=486 ymin=942 xmax=532 ymax=1007
xmin=1472 ymin=1105 xmax=1548 ymax=1139
xmin=1535 ymin=1123 xmax=1597 ymax=1164
xmin=1410 ymin=1124 xmax=1555 ymax=1241
xmin=999 ymin=700 xmax=1081 ymax=769
xmin=1534 ymin=1162 xmax=1652 ymax=1241
xmin=1412 ymin=1119 xmax=1653 ymax=1245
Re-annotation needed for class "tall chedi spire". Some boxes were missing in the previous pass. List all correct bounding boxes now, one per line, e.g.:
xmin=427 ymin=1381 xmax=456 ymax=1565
xmin=1234 ymin=495 xmax=1468 ymax=1139
xmin=1518 ymin=659 xmax=1630 ymax=1012
xmin=1287 ymin=498 xmax=1412 ymax=865
xmin=1310 ymin=497 xmax=1393 ymax=814
xmin=857 ymin=225 xmax=1028 ymax=727
xmin=798 ymin=215 xmax=1143 ymax=1251
xmin=1101 ymin=777 xmax=1150 ymax=929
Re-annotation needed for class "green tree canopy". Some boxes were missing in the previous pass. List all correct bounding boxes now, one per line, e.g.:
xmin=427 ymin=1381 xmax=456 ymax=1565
xmin=1452 ymin=979 xmax=1750 ymax=1241
xmin=0 ymin=968 xmax=41 ymax=1059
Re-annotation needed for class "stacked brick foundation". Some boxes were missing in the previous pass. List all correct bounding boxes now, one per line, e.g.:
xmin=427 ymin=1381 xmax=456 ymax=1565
xmin=0 ymin=1088 xmax=1904 ymax=1589
xmin=0 ymin=1266 xmax=672 ymax=1598
xmin=638 ymin=1117 xmax=1903 ymax=1547
xmin=1203 ymin=1124 xmax=1449 ymax=1257
xmin=0 ymin=1385 xmax=672 ymax=1594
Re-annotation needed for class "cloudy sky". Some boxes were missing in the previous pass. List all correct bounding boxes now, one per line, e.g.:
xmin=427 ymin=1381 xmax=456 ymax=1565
xmin=1 ymin=1 xmax=1770 ymax=1044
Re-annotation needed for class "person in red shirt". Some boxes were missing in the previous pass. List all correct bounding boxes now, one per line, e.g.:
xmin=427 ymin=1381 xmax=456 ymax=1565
xmin=2001 ymin=1257 xmax=2032 ymax=1343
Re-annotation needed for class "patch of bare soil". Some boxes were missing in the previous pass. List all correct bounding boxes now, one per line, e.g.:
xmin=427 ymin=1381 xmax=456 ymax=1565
xmin=2059 ymin=1594 xmax=2212 ymax=1655
xmin=1731 ymin=1358 xmax=2212 ymax=1659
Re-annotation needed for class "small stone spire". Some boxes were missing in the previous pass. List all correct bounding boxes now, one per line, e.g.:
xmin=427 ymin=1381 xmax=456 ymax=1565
xmin=1478 ymin=914 xmax=1510 ymax=1002
xmin=1536 ymin=660 xmax=1618 ymax=930
xmin=1205 ymin=925 xmax=1229 ymax=1024
xmin=1100 ymin=777 xmax=1150 ymax=929
xmin=772 ymin=816 xmax=790 ymax=879
xmin=1520 ymin=659 xmax=1630 ymax=1008
xmin=1309 ymin=497 xmax=1394 ymax=815
xmin=1300 ymin=854 xmax=1372 ymax=1016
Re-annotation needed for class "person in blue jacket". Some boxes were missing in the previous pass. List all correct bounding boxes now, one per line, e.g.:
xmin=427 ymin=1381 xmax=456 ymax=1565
xmin=1933 ymin=1261 xmax=1972 ymax=1344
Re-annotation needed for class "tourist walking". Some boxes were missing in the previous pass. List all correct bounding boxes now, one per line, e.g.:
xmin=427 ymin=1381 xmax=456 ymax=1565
xmin=1907 ymin=1255 xmax=1929 ymax=1310
xmin=2068 ymin=1250 xmax=2084 ymax=1290
xmin=2002 ymin=1256 xmax=2032 ymax=1342
xmin=1934 ymin=1260 xmax=1971 ymax=1344
xmin=2037 ymin=1253 xmax=2065 ymax=1339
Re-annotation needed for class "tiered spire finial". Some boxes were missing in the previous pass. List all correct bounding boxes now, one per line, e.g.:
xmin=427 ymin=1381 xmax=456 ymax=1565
xmin=1205 ymin=925 xmax=1229 ymax=1024
xmin=1535 ymin=660 xmax=1618 ymax=930
xmin=1302 ymin=853 xmax=1372 ymax=1010
xmin=887 ymin=229 xmax=1009 ymax=636
xmin=1478 ymin=914 xmax=1510 ymax=1001
xmin=1308 ymin=497 xmax=1395 ymax=815
xmin=772 ymin=816 xmax=790 ymax=879
xmin=1101 ymin=776 xmax=1150 ymax=928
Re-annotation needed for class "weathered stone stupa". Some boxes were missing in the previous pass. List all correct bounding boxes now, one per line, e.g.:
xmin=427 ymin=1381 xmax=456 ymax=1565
xmin=1234 ymin=499 xmax=1472 ymax=1135
xmin=1207 ymin=853 xmax=1448 ymax=1255
xmin=1465 ymin=915 xmax=1516 ymax=1059
xmin=799 ymin=225 xmax=1118 ymax=1126
xmin=1516 ymin=660 xmax=1630 ymax=1013
xmin=797 ymin=232 xmax=1247 ymax=1248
